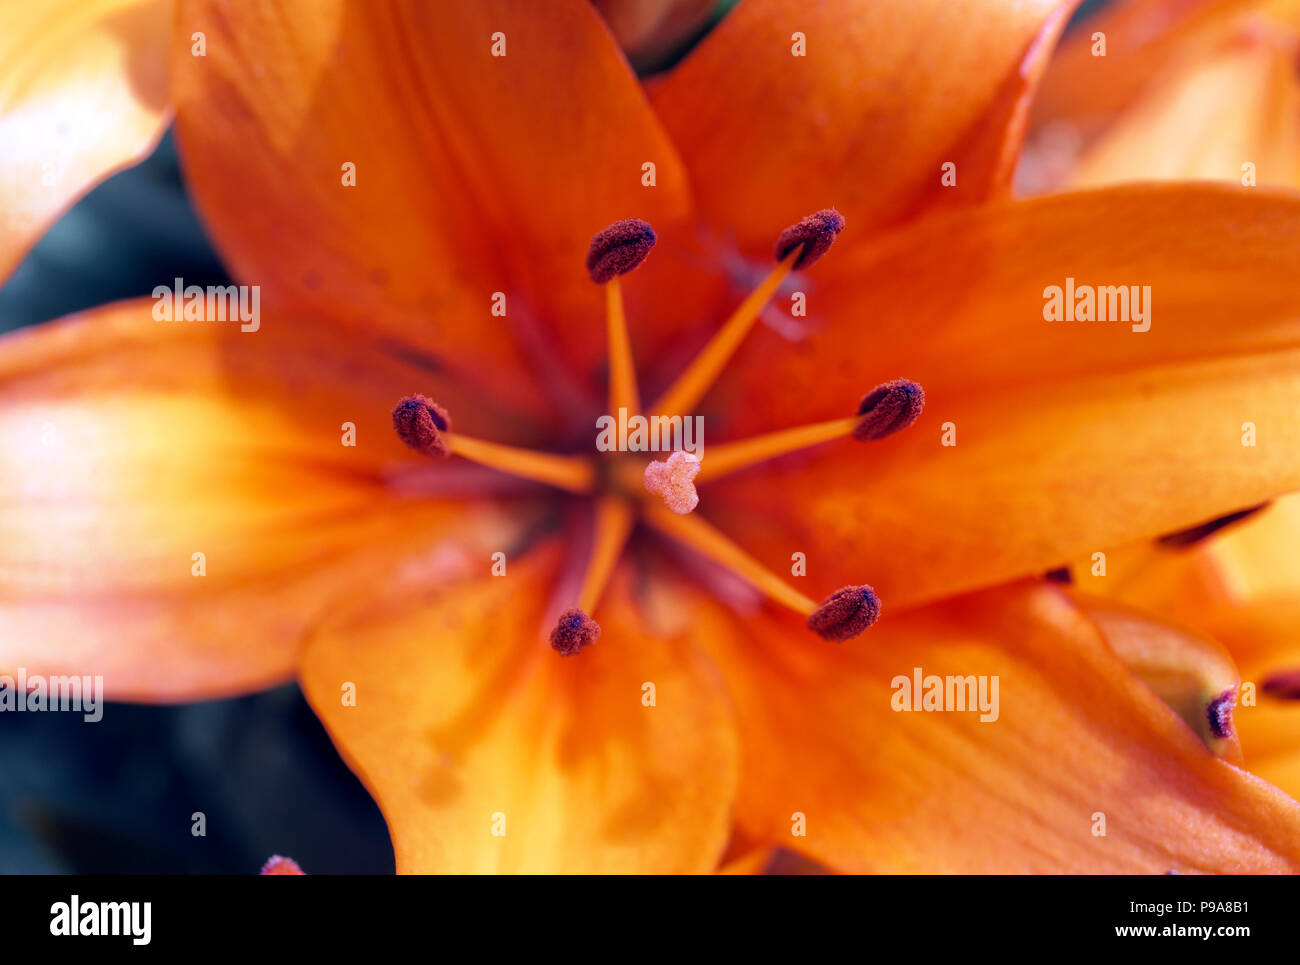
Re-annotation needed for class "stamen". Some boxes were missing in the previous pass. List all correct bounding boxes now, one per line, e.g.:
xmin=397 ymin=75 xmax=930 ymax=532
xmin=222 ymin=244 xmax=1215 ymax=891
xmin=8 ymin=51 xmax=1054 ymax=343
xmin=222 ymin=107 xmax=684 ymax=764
xmin=694 ymin=379 xmax=924 ymax=482
xmin=576 ymin=496 xmax=635 ymax=613
xmin=644 ymin=450 xmax=701 ymax=513
xmin=807 ymin=586 xmax=882 ymax=641
xmin=1043 ymin=566 xmax=1073 ymax=584
xmin=645 ymin=500 xmax=870 ymax=632
xmin=549 ymin=497 xmax=634 ymax=656
xmin=392 ymin=394 xmax=452 ymax=457
xmin=392 ymin=397 xmax=594 ymax=493
xmin=605 ymin=277 xmax=640 ymax=414
xmin=1157 ymin=503 xmax=1269 ymax=548
xmin=773 ymin=208 xmax=845 ymax=270
xmin=853 ymin=379 xmax=925 ymax=441
xmin=695 ymin=417 xmax=856 ymax=481
xmin=1206 ymin=688 xmax=1236 ymax=739
xmin=586 ymin=218 xmax=656 ymax=283
xmin=652 ymin=211 xmax=844 ymax=418
xmin=1261 ymin=669 xmax=1300 ymax=700
xmin=551 ymin=608 xmax=601 ymax=656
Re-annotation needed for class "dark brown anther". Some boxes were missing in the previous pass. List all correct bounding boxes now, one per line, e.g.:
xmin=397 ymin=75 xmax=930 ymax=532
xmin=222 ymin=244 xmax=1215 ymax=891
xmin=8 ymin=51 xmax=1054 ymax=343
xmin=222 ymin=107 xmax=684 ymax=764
xmin=1206 ymin=689 xmax=1236 ymax=739
xmin=550 ymin=607 xmax=601 ymax=656
xmin=853 ymin=379 xmax=925 ymax=442
xmin=586 ymin=218 xmax=657 ymax=283
xmin=807 ymin=585 xmax=881 ymax=642
xmin=392 ymin=394 xmax=452 ymax=457
xmin=1157 ymin=504 xmax=1269 ymax=548
xmin=773 ymin=209 xmax=845 ymax=270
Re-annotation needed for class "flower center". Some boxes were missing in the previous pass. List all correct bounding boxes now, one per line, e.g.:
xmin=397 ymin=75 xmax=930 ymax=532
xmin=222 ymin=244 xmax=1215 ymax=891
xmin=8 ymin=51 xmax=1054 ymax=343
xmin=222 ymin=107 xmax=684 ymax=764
xmin=392 ymin=212 xmax=925 ymax=654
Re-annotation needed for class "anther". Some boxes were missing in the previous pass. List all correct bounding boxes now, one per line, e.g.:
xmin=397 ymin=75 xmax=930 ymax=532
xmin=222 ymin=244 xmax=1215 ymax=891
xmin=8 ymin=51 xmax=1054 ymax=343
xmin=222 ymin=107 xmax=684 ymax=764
xmin=773 ymin=209 xmax=845 ymax=270
xmin=586 ymin=218 xmax=657 ymax=283
xmin=1206 ymin=688 xmax=1236 ymax=739
xmin=392 ymin=394 xmax=451 ymax=457
xmin=260 ymin=855 xmax=305 ymax=875
xmin=807 ymin=585 xmax=881 ymax=642
xmin=853 ymin=379 xmax=925 ymax=442
xmin=1044 ymin=567 xmax=1072 ymax=584
xmin=550 ymin=607 xmax=601 ymax=656
xmin=1261 ymin=670 xmax=1300 ymax=700
xmin=644 ymin=450 xmax=701 ymax=514
xmin=1157 ymin=503 xmax=1269 ymax=548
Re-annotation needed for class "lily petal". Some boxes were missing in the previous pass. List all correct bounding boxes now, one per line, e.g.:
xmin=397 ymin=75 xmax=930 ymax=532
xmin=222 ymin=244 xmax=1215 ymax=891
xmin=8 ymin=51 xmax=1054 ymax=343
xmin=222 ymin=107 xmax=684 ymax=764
xmin=705 ymin=582 xmax=1300 ymax=872
xmin=649 ymin=0 xmax=1077 ymax=252
xmin=0 ymin=299 xmax=538 ymax=700
xmin=0 ymin=0 xmax=170 ymax=284
xmin=700 ymin=186 xmax=1300 ymax=608
xmin=1064 ymin=28 xmax=1300 ymax=189
xmin=172 ymin=0 xmax=692 ymax=417
xmin=300 ymin=542 xmax=740 ymax=873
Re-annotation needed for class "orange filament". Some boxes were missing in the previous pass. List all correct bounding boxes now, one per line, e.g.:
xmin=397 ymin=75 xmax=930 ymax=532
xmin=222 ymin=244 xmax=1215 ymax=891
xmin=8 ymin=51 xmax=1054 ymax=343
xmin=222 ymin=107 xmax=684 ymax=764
xmin=605 ymin=276 xmax=640 ymax=415
xmin=695 ymin=416 xmax=859 ymax=482
xmin=447 ymin=434 xmax=594 ymax=494
xmin=577 ymin=495 xmax=636 ymax=613
xmin=642 ymin=499 xmax=817 ymax=616
xmin=650 ymin=249 xmax=797 ymax=418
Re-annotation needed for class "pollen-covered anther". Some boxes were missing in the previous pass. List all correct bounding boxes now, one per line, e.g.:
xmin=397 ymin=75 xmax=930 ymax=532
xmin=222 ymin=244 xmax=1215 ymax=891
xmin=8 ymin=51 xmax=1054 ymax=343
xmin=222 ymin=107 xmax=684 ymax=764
xmin=807 ymin=585 xmax=881 ymax=642
xmin=586 ymin=218 xmax=657 ymax=283
xmin=1206 ymin=688 xmax=1237 ymax=739
xmin=392 ymin=394 xmax=452 ymax=457
xmin=643 ymin=450 xmax=701 ymax=514
xmin=774 ymin=208 xmax=845 ymax=270
xmin=260 ymin=855 xmax=305 ymax=875
xmin=550 ymin=607 xmax=601 ymax=656
xmin=853 ymin=379 xmax=925 ymax=442
xmin=1262 ymin=670 xmax=1300 ymax=700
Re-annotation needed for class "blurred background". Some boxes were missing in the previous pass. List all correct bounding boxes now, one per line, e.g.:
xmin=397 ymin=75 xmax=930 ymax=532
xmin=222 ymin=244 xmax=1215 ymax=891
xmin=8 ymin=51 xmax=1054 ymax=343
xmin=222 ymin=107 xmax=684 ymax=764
xmin=0 ymin=0 xmax=1108 ymax=873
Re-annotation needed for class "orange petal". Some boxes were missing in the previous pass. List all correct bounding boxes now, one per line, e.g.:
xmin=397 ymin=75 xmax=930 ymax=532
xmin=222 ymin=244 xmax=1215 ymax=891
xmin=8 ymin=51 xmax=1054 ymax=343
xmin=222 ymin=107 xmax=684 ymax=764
xmin=1078 ymin=596 xmax=1243 ymax=764
xmin=708 ymin=346 xmax=1300 ymax=611
xmin=648 ymin=0 xmax=1077 ymax=252
xmin=1030 ymin=0 xmax=1254 ymax=146
xmin=706 ymin=582 xmax=1300 ymax=872
xmin=300 ymin=542 xmax=740 ymax=873
xmin=1063 ymin=28 xmax=1300 ymax=189
xmin=0 ymin=0 xmax=170 ymax=284
xmin=0 ymin=299 xmax=538 ymax=701
xmin=710 ymin=184 xmax=1300 ymax=435
xmin=172 ymin=0 xmax=692 ymax=413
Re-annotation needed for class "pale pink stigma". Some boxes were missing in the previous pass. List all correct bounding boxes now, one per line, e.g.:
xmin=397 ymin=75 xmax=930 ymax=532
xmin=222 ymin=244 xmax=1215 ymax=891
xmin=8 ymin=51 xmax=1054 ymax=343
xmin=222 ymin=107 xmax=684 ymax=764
xmin=644 ymin=450 xmax=701 ymax=514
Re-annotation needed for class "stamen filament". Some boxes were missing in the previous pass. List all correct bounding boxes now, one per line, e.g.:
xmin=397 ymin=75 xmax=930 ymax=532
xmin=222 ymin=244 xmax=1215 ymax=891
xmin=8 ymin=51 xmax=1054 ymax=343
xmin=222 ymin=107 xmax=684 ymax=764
xmin=605 ymin=276 xmax=640 ymax=415
xmin=577 ymin=495 xmax=636 ymax=612
xmin=643 ymin=500 xmax=817 ymax=616
xmin=696 ymin=417 xmax=859 ymax=482
xmin=650 ymin=250 xmax=797 ymax=418
xmin=447 ymin=434 xmax=594 ymax=493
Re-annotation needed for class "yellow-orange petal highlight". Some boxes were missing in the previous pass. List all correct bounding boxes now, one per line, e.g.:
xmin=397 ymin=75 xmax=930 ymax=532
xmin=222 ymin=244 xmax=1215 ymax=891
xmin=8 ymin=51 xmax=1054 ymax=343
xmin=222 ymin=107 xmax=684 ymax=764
xmin=0 ymin=0 xmax=171 ymax=285
xmin=0 ymin=299 xmax=537 ymax=701
xmin=300 ymin=543 xmax=740 ymax=873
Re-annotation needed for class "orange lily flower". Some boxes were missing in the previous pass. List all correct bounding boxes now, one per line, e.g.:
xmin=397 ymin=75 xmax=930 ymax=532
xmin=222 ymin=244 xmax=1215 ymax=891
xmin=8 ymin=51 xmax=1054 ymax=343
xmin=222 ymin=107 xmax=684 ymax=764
xmin=4 ymin=0 xmax=1300 ymax=874
xmin=1025 ymin=0 xmax=1300 ymax=819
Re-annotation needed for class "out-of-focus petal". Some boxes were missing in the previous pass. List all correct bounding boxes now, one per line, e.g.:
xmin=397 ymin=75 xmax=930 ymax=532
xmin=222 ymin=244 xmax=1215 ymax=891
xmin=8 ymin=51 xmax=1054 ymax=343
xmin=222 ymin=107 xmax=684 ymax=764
xmin=0 ymin=0 xmax=170 ymax=284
